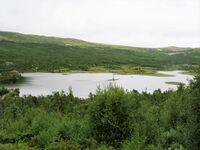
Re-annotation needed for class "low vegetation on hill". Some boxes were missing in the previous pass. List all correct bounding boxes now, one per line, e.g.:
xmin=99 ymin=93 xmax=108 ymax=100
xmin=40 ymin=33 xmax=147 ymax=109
xmin=0 ymin=31 xmax=199 ymax=75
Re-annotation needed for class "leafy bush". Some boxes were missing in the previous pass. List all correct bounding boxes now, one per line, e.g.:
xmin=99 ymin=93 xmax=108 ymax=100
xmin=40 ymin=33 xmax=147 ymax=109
xmin=89 ymin=86 xmax=132 ymax=147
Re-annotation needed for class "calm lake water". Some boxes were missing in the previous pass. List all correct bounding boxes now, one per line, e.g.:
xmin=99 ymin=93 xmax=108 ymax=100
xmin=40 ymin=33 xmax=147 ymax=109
xmin=4 ymin=71 xmax=193 ymax=98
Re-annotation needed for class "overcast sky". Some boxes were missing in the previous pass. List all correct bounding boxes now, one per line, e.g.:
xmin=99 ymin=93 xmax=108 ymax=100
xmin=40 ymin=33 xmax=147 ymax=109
xmin=0 ymin=0 xmax=200 ymax=47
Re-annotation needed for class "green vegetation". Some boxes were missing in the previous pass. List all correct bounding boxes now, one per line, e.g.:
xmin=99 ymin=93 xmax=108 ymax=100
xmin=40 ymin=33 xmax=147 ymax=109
xmin=181 ymin=71 xmax=199 ymax=76
xmin=0 ymin=31 xmax=200 ymax=149
xmin=0 ymin=31 xmax=200 ymax=75
xmin=0 ymin=74 xmax=199 ymax=149
xmin=0 ymin=71 xmax=23 ymax=84
xmin=165 ymin=82 xmax=184 ymax=85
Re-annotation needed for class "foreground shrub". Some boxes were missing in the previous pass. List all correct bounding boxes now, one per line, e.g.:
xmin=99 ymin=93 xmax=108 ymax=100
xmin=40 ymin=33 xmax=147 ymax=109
xmin=89 ymin=86 xmax=132 ymax=148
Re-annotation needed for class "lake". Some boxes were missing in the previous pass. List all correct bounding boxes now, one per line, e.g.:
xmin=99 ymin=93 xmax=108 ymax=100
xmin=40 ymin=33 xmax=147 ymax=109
xmin=4 ymin=71 xmax=193 ymax=98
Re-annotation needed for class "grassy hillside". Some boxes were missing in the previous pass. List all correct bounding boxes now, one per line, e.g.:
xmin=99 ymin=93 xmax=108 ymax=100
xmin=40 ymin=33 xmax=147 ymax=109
xmin=0 ymin=31 xmax=199 ymax=74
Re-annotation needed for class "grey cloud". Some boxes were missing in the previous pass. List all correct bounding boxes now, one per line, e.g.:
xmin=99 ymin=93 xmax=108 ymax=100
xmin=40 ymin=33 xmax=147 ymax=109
xmin=0 ymin=0 xmax=199 ymax=47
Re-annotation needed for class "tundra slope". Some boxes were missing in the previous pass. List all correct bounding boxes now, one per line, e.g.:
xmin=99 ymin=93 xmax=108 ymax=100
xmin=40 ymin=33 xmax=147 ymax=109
xmin=0 ymin=31 xmax=199 ymax=75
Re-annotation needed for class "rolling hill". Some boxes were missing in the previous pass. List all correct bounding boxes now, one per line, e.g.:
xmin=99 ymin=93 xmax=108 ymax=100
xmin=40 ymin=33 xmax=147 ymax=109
xmin=0 ymin=31 xmax=199 ymax=74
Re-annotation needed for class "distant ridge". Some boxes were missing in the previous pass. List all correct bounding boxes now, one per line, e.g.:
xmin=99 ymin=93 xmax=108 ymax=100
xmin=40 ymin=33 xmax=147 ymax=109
xmin=0 ymin=31 xmax=197 ymax=50
xmin=0 ymin=31 xmax=95 ymax=47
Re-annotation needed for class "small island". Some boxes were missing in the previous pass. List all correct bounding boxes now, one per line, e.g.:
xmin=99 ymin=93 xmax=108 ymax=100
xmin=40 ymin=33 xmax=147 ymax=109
xmin=165 ymin=81 xmax=184 ymax=85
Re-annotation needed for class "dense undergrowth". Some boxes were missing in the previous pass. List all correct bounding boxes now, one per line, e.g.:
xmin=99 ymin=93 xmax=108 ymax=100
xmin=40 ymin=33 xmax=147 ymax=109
xmin=0 ymin=74 xmax=199 ymax=150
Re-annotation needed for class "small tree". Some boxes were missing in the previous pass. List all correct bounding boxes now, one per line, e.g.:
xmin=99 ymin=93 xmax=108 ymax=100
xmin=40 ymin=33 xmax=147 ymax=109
xmin=89 ymin=87 xmax=132 ymax=148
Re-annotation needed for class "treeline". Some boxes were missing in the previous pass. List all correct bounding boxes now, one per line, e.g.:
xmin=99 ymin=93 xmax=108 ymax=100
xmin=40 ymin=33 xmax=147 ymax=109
xmin=0 ymin=75 xmax=200 ymax=150
xmin=0 ymin=71 xmax=23 ymax=84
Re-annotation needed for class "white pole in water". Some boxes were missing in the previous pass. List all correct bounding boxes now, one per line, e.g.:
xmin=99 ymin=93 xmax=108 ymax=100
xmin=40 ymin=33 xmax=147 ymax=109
xmin=112 ymin=73 xmax=115 ymax=81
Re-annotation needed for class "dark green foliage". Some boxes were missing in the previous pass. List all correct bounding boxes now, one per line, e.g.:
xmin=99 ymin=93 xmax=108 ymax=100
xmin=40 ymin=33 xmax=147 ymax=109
xmin=187 ymin=74 xmax=200 ymax=150
xmin=0 ymin=71 xmax=22 ymax=84
xmin=0 ymin=87 xmax=9 ymax=96
xmin=0 ymin=76 xmax=199 ymax=149
xmin=89 ymin=87 xmax=132 ymax=147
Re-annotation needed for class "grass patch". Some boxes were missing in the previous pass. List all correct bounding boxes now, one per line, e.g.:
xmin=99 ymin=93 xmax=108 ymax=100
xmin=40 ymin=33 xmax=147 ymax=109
xmin=57 ymin=66 xmax=173 ymax=76
xmin=165 ymin=81 xmax=184 ymax=85
xmin=181 ymin=71 xmax=198 ymax=76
